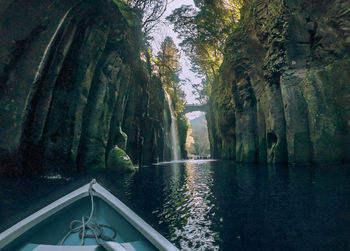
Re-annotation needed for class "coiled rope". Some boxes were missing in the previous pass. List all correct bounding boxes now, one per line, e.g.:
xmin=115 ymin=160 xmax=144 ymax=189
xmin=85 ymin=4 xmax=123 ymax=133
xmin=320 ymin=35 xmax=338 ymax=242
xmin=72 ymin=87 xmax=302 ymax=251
xmin=60 ymin=179 xmax=116 ymax=245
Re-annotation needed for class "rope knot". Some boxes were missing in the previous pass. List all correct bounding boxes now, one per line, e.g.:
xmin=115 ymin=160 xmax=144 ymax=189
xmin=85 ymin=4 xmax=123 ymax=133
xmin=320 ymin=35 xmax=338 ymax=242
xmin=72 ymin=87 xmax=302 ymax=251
xmin=60 ymin=179 xmax=116 ymax=246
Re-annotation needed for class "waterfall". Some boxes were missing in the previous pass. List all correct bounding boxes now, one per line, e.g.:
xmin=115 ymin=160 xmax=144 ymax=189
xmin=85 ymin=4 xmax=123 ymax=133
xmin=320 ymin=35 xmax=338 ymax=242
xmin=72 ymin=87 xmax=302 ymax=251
xmin=164 ymin=89 xmax=180 ymax=160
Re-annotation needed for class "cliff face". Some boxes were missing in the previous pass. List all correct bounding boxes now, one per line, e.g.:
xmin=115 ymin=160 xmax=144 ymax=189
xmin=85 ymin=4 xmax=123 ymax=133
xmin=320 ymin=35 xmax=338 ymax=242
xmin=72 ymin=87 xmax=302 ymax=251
xmin=207 ymin=0 xmax=350 ymax=163
xmin=0 ymin=0 xmax=170 ymax=174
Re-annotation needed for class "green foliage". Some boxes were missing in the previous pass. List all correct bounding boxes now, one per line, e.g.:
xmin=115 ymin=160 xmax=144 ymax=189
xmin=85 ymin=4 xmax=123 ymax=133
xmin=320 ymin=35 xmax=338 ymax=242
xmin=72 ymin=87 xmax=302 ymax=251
xmin=113 ymin=0 xmax=140 ymax=28
xmin=155 ymin=37 xmax=184 ymax=115
xmin=156 ymin=37 xmax=181 ymax=87
xmin=167 ymin=0 xmax=243 ymax=101
xmin=156 ymin=36 xmax=189 ymax=157
xmin=189 ymin=115 xmax=210 ymax=156
xmin=125 ymin=0 xmax=168 ymax=41
xmin=177 ymin=112 xmax=189 ymax=158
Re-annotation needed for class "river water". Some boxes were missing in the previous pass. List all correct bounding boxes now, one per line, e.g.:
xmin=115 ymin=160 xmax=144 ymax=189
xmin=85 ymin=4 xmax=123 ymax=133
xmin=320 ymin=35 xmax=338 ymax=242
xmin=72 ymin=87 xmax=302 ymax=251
xmin=1 ymin=160 xmax=349 ymax=250
xmin=108 ymin=160 xmax=350 ymax=250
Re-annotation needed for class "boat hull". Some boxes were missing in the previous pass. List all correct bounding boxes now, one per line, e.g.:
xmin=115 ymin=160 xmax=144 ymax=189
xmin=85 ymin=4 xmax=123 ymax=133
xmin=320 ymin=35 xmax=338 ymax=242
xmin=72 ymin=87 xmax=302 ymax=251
xmin=0 ymin=182 xmax=178 ymax=251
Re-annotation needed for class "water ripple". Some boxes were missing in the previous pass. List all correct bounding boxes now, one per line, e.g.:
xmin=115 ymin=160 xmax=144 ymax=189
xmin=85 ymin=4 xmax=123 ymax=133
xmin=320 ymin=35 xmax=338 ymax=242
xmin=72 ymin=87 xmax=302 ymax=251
xmin=115 ymin=160 xmax=350 ymax=250
xmin=154 ymin=162 xmax=219 ymax=250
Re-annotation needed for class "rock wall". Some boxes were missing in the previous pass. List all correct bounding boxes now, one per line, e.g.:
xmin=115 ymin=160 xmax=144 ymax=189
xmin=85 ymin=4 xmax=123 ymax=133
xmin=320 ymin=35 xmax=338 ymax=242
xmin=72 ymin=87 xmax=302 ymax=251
xmin=207 ymin=0 xmax=350 ymax=163
xmin=0 ymin=0 xmax=170 ymax=175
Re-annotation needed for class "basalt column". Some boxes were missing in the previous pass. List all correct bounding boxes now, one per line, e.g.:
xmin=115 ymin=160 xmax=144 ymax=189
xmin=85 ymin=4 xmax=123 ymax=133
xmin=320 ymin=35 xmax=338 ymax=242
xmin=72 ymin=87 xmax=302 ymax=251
xmin=207 ymin=0 xmax=350 ymax=164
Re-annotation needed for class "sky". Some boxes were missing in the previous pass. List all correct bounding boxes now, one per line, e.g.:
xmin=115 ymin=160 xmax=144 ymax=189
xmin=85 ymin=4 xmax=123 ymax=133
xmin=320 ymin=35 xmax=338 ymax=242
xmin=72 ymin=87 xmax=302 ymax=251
xmin=150 ymin=0 xmax=204 ymax=119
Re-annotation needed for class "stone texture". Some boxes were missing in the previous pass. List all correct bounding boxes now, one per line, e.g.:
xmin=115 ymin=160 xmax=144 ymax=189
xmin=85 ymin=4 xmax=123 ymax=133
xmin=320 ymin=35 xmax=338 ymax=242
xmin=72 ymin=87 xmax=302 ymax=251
xmin=207 ymin=0 xmax=350 ymax=163
xmin=0 ymin=0 xmax=171 ymax=174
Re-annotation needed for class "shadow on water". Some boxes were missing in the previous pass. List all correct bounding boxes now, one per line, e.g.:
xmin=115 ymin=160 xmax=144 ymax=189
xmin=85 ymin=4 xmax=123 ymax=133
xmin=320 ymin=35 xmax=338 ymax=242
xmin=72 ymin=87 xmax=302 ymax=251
xmin=1 ymin=160 xmax=350 ymax=250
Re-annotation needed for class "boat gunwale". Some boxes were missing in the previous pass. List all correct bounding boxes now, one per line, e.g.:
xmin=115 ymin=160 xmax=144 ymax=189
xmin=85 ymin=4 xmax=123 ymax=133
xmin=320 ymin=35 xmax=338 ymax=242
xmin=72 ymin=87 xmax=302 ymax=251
xmin=0 ymin=181 xmax=178 ymax=251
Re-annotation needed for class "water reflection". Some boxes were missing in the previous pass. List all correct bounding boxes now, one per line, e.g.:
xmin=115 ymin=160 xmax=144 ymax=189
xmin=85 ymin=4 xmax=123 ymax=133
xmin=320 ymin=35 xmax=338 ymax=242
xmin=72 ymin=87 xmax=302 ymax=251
xmin=154 ymin=161 xmax=218 ymax=250
xmin=147 ymin=161 xmax=350 ymax=250
xmin=2 ymin=160 xmax=349 ymax=251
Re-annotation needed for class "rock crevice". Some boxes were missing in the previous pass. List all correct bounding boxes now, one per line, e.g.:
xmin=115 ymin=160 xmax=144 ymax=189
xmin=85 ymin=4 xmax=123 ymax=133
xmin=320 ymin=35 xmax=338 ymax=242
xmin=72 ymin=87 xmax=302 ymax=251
xmin=0 ymin=0 xmax=171 ymax=174
xmin=207 ymin=0 xmax=350 ymax=163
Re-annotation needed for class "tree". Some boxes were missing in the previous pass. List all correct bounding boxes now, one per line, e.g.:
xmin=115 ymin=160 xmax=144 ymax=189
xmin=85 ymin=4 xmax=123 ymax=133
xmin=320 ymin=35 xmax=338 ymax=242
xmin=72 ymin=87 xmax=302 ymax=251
xmin=155 ymin=37 xmax=189 ymax=158
xmin=167 ymin=0 xmax=243 ymax=101
xmin=156 ymin=36 xmax=181 ymax=90
xmin=126 ymin=0 xmax=168 ymax=40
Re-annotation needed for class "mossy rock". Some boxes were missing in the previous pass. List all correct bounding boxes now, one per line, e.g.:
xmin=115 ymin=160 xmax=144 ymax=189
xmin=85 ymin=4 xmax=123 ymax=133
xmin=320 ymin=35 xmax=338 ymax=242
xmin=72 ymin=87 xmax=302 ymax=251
xmin=107 ymin=146 xmax=135 ymax=175
xmin=112 ymin=0 xmax=139 ymax=28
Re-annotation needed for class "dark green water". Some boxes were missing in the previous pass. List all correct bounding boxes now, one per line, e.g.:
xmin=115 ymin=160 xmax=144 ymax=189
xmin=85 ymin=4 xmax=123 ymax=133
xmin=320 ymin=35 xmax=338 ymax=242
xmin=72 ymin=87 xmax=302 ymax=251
xmin=107 ymin=160 xmax=350 ymax=251
xmin=1 ymin=160 xmax=350 ymax=250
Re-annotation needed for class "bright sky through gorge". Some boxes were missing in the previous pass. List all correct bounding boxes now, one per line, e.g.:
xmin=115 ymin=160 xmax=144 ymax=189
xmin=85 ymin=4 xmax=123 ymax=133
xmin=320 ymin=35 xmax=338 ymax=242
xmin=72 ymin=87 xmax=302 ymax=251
xmin=150 ymin=0 xmax=204 ymax=119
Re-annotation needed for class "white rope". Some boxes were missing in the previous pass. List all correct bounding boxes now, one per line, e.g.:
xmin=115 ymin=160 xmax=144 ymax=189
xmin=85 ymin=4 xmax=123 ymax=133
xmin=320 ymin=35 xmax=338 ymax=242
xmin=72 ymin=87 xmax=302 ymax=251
xmin=60 ymin=179 xmax=116 ymax=246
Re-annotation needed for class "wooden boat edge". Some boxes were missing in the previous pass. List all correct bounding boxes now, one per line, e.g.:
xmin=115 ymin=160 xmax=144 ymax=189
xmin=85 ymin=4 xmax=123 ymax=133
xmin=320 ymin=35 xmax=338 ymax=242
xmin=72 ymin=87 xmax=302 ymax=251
xmin=0 ymin=181 xmax=179 ymax=251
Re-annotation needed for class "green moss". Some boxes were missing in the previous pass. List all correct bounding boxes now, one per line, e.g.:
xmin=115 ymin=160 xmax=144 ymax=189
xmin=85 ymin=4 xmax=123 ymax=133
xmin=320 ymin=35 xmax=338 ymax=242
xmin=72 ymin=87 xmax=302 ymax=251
xmin=177 ymin=112 xmax=189 ymax=158
xmin=107 ymin=146 xmax=135 ymax=175
xmin=112 ymin=0 xmax=140 ymax=28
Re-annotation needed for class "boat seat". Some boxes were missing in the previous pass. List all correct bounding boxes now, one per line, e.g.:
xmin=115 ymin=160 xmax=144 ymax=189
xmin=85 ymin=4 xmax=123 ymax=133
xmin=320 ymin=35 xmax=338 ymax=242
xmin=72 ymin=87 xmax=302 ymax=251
xmin=27 ymin=240 xmax=146 ymax=251
xmin=101 ymin=241 xmax=131 ymax=251
xmin=33 ymin=244 xmax=100 ymax=251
